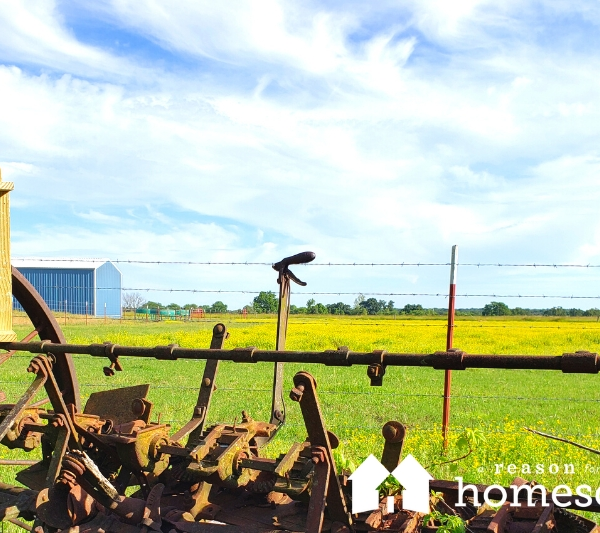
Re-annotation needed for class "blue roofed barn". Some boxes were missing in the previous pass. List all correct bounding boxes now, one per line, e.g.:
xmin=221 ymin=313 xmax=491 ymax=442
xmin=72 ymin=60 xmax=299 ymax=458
xmin=12 ymin=259 xmax=122 ymax=317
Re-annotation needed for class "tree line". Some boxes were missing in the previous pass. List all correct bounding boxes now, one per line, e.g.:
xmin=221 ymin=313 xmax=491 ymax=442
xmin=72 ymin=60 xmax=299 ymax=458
xmin=123 ymin=292 xmax=600 ymax=317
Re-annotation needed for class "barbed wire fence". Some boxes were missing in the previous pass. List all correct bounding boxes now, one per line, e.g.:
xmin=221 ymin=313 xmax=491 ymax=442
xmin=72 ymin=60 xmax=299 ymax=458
xmin=6 ymin=256 xmax=600 ymax=458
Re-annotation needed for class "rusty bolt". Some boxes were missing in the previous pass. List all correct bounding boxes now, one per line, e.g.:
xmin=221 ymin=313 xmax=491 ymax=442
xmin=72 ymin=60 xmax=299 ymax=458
xmin=131 ymin=398 xmax=146 ymax=417
xmin=103 ymin=365 xmax=115 ymax=377
xmin=203 ymin=377 xmax=212 ymax=387
xmin=193 ymin=406 xmax=205 ymax=418
xmin=311 ymin=446 xmax=327 ymax=465
xmin=289 ymin=382 xmax=305 ymax=402
xmin=382 ymin=421 xmax=405 ymax=443
xmin=367 ymin=364 xmax=381 ymax=378
xmin=27 ymin=358 xmax=41 ymax=373
xmin=214 ymin=324 xmax=225 ymax=334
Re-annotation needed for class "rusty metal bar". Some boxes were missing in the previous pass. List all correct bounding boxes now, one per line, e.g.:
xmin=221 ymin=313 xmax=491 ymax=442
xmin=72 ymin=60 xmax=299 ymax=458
xmin=0 ymin=459 xmax=38 ymax=466
xmin=2 ymin=341 xmax=599 ymax=373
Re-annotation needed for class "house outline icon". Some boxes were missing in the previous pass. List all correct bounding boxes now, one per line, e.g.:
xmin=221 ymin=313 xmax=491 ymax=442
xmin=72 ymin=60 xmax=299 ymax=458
xmin=348 ymin=453 xmax=433 ymax=514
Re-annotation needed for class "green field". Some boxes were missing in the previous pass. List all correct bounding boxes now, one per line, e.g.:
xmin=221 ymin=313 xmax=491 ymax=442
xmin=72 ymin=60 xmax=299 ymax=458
xmin=4 ymin=314 xmax=600 ymax=494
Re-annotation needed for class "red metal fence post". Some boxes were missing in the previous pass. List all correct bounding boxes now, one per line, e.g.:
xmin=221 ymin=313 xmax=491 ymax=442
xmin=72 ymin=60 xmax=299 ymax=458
xmin=442 ymin=245 xmax=458 ymax=450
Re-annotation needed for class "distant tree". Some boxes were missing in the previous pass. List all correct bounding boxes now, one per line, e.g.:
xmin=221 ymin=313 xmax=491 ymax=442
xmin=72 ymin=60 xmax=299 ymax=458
xmin=166 ymin=302 xmax=181 ymax=310
xmin=211 ymin=301 xmax=228 ymax=313
xmin=512 ymin=307 xmax=528 ymax=316
xmin=403 ymin=304 xmax=424 ymax=315
xmin=145 ymin=301 xmax=162 ymax=309
xmin=544 ymin=306 xmax=566 ymax=316
xmin=183 ymin=303 xmax=197 ymax=310
xmin=387 ymin=300 xmax=395 ymax=312
xmin=122 ymin=292 xmax=147 ymax=310
xmin=314 ymin=302 xmax=328 ymax=314
xmin=327 ymin=302 xmax=352 ymax=315
xmin=354 ymin=294 xmax=365 ymax=309
xmin=585 ymin=308 xmax=600 ymax=317
xmin=306 ymin=299 xmax=316 ymax=314
xmin=482 ymin=301 xmax=512 ymax=316
xmin=253 ymin=291 xmax=278 ymax=313
xmin=360 ymin=298 xmax=382 ymax=315
xmin=568 ymin=308 xmax=584 ymax=317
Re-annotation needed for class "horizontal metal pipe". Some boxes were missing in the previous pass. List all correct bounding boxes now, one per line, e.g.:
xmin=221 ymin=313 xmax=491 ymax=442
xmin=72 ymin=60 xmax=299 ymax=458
xmin=0 ymin=341 xmax=597 ymax=373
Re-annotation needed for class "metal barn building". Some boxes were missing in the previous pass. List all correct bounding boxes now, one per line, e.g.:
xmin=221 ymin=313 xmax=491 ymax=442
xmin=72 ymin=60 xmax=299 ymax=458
xmin=12 ymin=259 xmax=122 ymax=317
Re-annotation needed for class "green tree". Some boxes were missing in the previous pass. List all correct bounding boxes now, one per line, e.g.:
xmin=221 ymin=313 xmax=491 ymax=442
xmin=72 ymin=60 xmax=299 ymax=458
xmin=544 ymin=306 xmax=566 ymax=316
xmin=211 ymin=301 xmax=228 ymax=313
xmin=360 ymin=297 xmax=382 ymax=315
xmin=314 ymin=302 xmax=328 ymax=314
xmin=403 ymin=303 xmax=424 ymax=315
xmin=353 ymin=294 xmax=365 ymax=309
xmin=166 ymin=302 xmax=181 ymax=310
xmin=327 ymin=302 xmax=352 ymax=315
xmin=146 ymin=301 xmax=162 ymax=309
xmin=253 ymin=291 xmax=278 ymax=313
xmin=306 ymin=298 xmax=316 ymax=314
xmin=482 ymin=301 xmax=512 ymax=316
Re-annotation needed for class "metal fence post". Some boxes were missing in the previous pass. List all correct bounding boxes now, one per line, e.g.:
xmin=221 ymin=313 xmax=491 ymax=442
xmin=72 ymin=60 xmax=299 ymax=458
xmin=442 ymin=245 xmax=458 ymax=450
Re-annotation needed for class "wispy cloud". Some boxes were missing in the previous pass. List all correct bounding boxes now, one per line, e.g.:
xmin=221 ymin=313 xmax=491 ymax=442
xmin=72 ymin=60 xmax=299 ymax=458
xmin=2 ymin=0 xmax=600 ymax=307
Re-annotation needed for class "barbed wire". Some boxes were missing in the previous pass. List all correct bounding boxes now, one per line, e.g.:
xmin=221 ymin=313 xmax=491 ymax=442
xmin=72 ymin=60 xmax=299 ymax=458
xmin=12 ymin=285 xmax=600 ymax=300
xmin=10 ymin=314 xmax=600 ymax=329
xmin=1 ymin=380 xmax=599 ymax=404
xmin=13 ymin=258 xmax=600 ymax=268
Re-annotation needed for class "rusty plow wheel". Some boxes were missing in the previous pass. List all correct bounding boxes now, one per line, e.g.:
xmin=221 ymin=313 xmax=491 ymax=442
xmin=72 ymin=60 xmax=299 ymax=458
xmin=3 ymin=266 xmax=80 ymax=410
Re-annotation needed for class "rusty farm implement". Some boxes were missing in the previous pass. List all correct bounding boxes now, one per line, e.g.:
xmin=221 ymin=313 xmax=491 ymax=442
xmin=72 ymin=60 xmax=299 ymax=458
xmin=1 ymin=174 xmax=600 ymax=533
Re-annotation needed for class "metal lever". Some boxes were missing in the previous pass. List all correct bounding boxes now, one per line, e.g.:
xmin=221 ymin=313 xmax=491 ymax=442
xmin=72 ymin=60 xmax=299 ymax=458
xmin=268 ymin=252 xmax=316 ymax=432
xmin=272 ymin=251 xmax=316 ymax=286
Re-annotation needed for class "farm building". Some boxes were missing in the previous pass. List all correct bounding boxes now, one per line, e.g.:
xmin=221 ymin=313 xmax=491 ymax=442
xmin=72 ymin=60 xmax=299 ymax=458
xmin=12 ymin=258 xmax=122 ymax=317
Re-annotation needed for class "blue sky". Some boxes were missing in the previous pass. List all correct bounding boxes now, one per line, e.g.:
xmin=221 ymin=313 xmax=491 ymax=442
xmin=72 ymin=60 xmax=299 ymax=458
xmin=2 ymin=0 xmax=600 ymax=310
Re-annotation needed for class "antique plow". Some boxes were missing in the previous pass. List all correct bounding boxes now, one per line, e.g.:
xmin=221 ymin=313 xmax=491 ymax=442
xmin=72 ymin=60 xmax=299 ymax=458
xmin=3 ymin=257 xmax=600 ymax=533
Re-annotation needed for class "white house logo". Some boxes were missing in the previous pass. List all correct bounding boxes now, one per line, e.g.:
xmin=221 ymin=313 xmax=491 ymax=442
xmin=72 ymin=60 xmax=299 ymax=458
xmin=348 ymin=454 xmax=432 ymax=514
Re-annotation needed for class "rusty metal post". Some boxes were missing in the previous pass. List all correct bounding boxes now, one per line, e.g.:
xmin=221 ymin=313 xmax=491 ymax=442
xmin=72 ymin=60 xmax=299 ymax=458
xmin=442 ymin=245 xmax=458 ymax=450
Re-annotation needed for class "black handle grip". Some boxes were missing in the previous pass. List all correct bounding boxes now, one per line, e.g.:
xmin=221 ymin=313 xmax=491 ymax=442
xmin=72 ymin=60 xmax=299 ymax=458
xmin=272 ymin=251 xmax=316 ymax=271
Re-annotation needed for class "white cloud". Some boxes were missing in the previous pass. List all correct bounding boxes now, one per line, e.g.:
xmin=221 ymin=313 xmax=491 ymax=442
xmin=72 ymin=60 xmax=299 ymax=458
xmin=0 ymin=0 xmax=144 ymax=79
xmin=2 ymin=1 xmax=600 ymax=307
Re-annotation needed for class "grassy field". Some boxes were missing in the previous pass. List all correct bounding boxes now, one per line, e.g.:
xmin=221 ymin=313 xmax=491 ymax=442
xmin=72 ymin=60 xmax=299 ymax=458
xmin=4 ymin=314 xmax=600 ymax=495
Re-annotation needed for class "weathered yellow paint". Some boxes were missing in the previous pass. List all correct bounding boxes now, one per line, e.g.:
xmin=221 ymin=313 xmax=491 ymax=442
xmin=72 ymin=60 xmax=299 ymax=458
xmin=0 ymin=168 xmax=17 ymax=341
